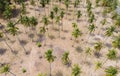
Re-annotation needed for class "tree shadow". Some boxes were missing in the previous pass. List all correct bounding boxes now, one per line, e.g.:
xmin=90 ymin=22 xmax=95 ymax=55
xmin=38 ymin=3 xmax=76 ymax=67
xmin=54 ymin=71 xmax=63 ymax=76
xmin=37 ymin=34 xmax=45 ymax=42
xmin=49 ymin=35 xmax=55 ymax=40
xmin=12 ymin=8 xmax=20 ymax=18
xmin=94 ymin=52 xmax=102 ymax=58
xmin=75 ymin=46 xmax=83 ymax=53
xmin=19 ymin=40 xmax=28 ymax=45
xmin=0 ymin=48 xmax=7 ymax=55
xmin=105 ymin=43 xmax=112 ymax=49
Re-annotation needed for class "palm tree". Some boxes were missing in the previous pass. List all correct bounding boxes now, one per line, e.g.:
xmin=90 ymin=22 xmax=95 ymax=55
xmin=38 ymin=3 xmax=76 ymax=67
xmin=76 ymin=10 xmax=82 ymax=21
xmin=53 ymin=6 xmax=59 ymax=15
xmin=49 ymin=11 xmax=55 ymax=27
xmin=55 ymin=16 xmax=61 ymax=38
xmin=105 ymin=26 xmax=115 ymax=37
xmin=94 ymin=41 xmax=103 ymax=52
xmin=72 ymin=22 xmax=78 ymax=28
xmin=20 ymin=2 xmax=26 ymax=15
xmin=72 ymin=28 xmax=82 ymax=42
xmin=64 ymin=0 xmax=70 ymax=19
xmin=40 ymin=0 xmax=46 ymax=15
xmin=71 ymin=64 xmax=82 ymax=76
xmin=0 ymin=64 xmax=16 ymax=76
xmin=20 ymin=16 xmax=30 ymax=33
xmin=105 ymin=66 xmax=118 ymax=76
xmin=84 ymin=47 xmax=92 ymax=60
xmin=60 ymin=10 xmax=65 ymax=30
xmin=88 ymin=23 xmax=96 ymax=34
xmin=73 ymin=0 xmax=80 ymax=19
xmin=61 ymin=52 xmax=70 ymax=65
xmin=3 ymin=4 xmax=12 ymax=20
xmin=112 ymin=35 xmax=120 ymax=49
xmin=95 ymin=61 xmax=102 ymax=70
xmin=45 ymin=49 xmax=56 ymax=76
xmin=107 ymin=49 xmax=117 ymax=61
xmin=42 ymin=16 xmax=49 ymax=28
xmin=39 ymin=26 xmax=47 ymax=45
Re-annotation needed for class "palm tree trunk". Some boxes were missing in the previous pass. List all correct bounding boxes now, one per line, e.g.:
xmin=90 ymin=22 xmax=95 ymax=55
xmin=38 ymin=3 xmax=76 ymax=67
xmin=9 ymin=71 xmax=16 ymax=76
xmin=16 ymin=35 xmax=27 ymax=54
xmin=49 ymin=63 xmax=52 ymax=76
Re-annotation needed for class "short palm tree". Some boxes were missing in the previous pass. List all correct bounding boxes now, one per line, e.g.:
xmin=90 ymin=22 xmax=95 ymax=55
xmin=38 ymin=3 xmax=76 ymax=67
xmin=42 ymin=16 xmax=49 ymax=28
xmin=53 ymin=6 xmax=59 ymax=15
xmin=61 ymin=52 xmax=70 ymax=65
xmin=71 ymin=64 xmax=82 ymax=76
xmin=0 ymin=64 xmax=16 ymax=76
xmin=107 ymin=49 xmax=117 ymax=61
xmin=112 ymin=35 xmax=120 ymax=49
xmin=95 ymin=61 xmax=102 ymax=70
xmin=105 ymin=66 xmax=118 ymax=76
xmin=45 ymin=49 xmax=56 ymax=76
xmin=40 ymin=0 xmax=46 ymax=15
xmin=105 ymin=26 xmax=115 ymax=37
xmin=94 ymin=41 xmax=103 ymax=52
xmin=88 ymin=23 xmax=96 ymax=34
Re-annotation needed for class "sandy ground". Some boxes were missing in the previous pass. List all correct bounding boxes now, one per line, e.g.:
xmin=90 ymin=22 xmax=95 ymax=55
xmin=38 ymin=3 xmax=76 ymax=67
xmin=0 ymin=0 xmax=120 ymax=76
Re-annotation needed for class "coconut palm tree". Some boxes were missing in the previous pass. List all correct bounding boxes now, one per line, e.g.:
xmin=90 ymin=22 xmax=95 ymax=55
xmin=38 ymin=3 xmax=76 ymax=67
xmin=45 ymin=49 xmax=56 ymax=76
xmin=3 ymin=4 xmax=12 ymax=20
xmin=107 ymin=49 xmax=117 ymax=61
xmin=20 ymin=2 xmax=26 ymax=15
xmin=112 ymin=35 xmax=120 ymax=49
xmin=42 ymin=16 xmax=49 ymax=28
xmin=61 ymin=52 xmax=70 ymax=65
xmin=53 ymin=6 xmax=59 ymax=15
xmin=95 ymin=61 xmax=102 ymax=70
xmin=40 ymin=0 xmax=46 ymax=15
xmin=20 ymin=16 xmax=30 ymax=33
xmin=49 ymin=11 xmax=55 ymax=27
xmin=76 ymin=10 xmax=82 ymax=21
xmin=39 ymin=26 xmax=47 ymax=45
xmin=29 ymin=16 xmax=38 ymax=29
xmin=105 ymin=66 xmax=118 ymax=76
xmin=60 ymin=10 xmax=65 ymax=30
xmin=94 ymin=41 xmax=103 ymax=52
xmin=72 ymin=22 xmax=78 ymax=28
xmin=72 ymin=27 xmax=82 ymax=42
xmin=55 ymin=16 xmax=61 ymax=37
xmin=71 ymin=64 xmax=82 ymax=76
xmin=0 ymin=64 xmax=16 ymax=76
xmin=105 ymin=26 xmax=115 ymax=37
xmin=64 ymin=0 xmax=70 ymax=19
xmin=84 ymin=47 xmax=92 ymax=60
xmin=88 ymin=23 xmax=96 ymax=34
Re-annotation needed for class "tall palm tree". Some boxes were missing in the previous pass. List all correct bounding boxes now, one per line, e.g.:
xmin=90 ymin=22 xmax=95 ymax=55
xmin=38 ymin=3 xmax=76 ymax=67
xmin=61 ymin=52 xmax=70 ymax=65
xmin=72 ymin=28 xmax=82 ymax=42
xmin=71 ymin=64 xmax=82 ymax=76
xmin=42 ymin=16 xmax=49 ymax=28
xmin=39 ymin=26 xmax=47 ymax=46
xmin=76 ymin=10 xmax=82 ymax=21
xmin=20 ymin=16 xmax=30 ymax=33
xmin=53 ymin=6 xmax=59 ymax=15
xmin=0 ymin=64 xmax=16 ymax=76
xmin=3 ymin=4 xmax=12 ymax=20
xmin=40 ymin=0 xmax=46 ymax=15
xmin=105 ymin=66 xmax=118 ymax=76
xmin=45 ymin=49 xmax=56 ymax=76
xmin=49 ymin=11 xmax=55 ymax=27
xmin=73 ymin=0 xmax=80 ymax=20
xmin=20 ymin=2 xmax=26 ymax=15
xmin=60 ymin=10 xmax=65 ymax=30
xmin=64 ymin=0 xmax=70 ymax=19
xmin=55 ymin=16 xmax=61 ymax=38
